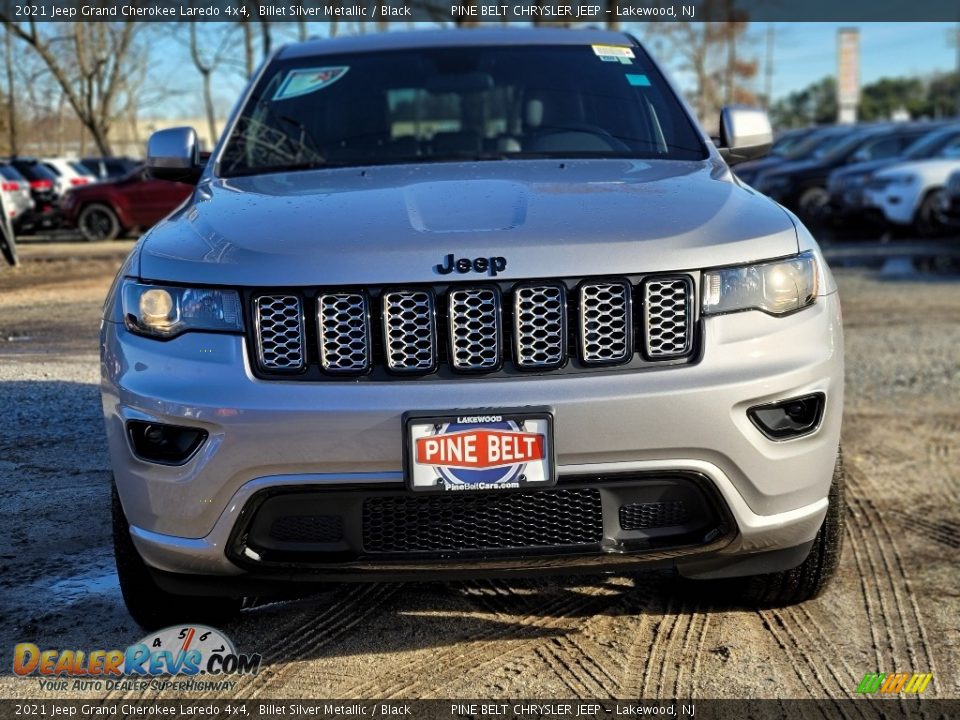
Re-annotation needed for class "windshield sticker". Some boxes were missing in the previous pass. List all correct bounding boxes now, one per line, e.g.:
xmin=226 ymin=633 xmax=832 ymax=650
xmin=625 ymin=73 xmax=651 ymax=87
xmin=593 ymin=45 xmax=634 ymax=64
xmin=273 ymin=66 xmax=349 ymax=100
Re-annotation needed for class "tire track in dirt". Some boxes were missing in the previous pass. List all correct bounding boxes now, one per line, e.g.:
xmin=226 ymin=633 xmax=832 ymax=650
xmin=237 ymin=584 xmax=402 ymax=700
xmin=845 ymin=461 xmax=940 ymax=697
xmin=345 ymin=580 xmax=625 ymax=698
xmin=765 ymin=606 xmax=874 ymax=720
xmin=107 ymin=584 xmax=400 ymax=702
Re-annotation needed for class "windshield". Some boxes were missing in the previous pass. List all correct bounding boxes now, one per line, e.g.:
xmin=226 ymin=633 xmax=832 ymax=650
xmin=219 ymin=43 xmax=707 ymax=177
xmin=815 ymin=131 xmax=870 ymax=162
xmin=904 ymin=127 xmax=960 ymax=159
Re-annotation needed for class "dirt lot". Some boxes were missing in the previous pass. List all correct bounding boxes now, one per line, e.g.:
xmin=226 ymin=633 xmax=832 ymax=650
xmin=0 ymin=242 xmax=957 ymax=700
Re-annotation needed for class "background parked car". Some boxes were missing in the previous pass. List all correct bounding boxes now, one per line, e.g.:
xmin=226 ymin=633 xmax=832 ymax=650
xmin=935 ymin=167 xmax=960 ymax=228
xmin=753 ymin=123 xmax=939 ymax=218
xmin=733 ymin=125 xmax=858 ymax=187
xmin=60 ymin=165 xmax=192 ymax=241
xmin=78 ymin=156 xmax=141 ymax=182
xmin=863 ymin=153 xmax=960 ymax=235
xmin=7 ymin=158 xmax=60 ymax=232
xmin=826 ymin=122 xmax=960 ymax=223
xmin=0 ymin=163 xmax=35 ymax=228
xmin=41 ymin=157 xmax=97 ymax=196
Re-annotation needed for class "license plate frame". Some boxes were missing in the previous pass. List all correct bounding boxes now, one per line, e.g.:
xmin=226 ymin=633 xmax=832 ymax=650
xmin=403 ymin=408 xmax=556 ymax=493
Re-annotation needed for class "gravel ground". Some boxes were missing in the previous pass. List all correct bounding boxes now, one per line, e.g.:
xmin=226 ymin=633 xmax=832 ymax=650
xmin=0 ymin=246 xmax=957 ymax=700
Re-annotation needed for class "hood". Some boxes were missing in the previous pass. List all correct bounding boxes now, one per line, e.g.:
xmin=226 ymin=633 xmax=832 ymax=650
xmin=761 ymin=159 xmax=825 ymax=180
xmin=138 ymin=159 xmax=799 ymax=286
xmin=831 ymin=158 xmax=897 ymax=180
xmin=874 ymin=158 xmax=960 ymax=181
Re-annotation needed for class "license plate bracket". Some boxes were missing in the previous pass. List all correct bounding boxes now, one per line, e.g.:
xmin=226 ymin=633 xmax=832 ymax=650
xmin=404 ymin=408 xmax=556 ymax=493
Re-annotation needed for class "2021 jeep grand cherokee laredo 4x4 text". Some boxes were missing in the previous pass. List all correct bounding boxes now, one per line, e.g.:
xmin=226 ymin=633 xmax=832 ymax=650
xmin=101 ymin=29 xmax=845 ymax=629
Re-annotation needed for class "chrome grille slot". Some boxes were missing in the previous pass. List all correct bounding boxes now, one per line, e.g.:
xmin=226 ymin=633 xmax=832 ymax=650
xmin=643 ymin=277 xmax=693 ymax=359
xmin=513 ymin=284 xmax=566 ymax=369
xmin=254 ymin=294 xmax=305 ymax=371
xmin=382 ymin=290 xmax=437 ymax=373
xmin=580 ymin=281 xmax=631 ymax=365
xmin=318 ymin=292 xmax=370 ymax=373
xmin=448 ymin=287 xmax=501 ymax=371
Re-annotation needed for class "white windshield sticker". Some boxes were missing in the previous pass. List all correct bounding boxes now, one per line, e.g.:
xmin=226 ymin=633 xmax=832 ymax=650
xmin=592 ymin=45 xmax=634 ymax=65
xmin=273 ymin=66 xmax=349 ymax=100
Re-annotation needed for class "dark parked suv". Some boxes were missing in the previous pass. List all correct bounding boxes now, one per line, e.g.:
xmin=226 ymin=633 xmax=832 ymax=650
xmin=754 ymin=124 xmax=939 ymax=218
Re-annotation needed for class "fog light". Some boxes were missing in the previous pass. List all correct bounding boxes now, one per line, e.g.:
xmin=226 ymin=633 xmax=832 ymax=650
xmin=748 ymin=393 xmax=825 ymax=441
xmin=127 ymin=421 xmax=207 ymax=465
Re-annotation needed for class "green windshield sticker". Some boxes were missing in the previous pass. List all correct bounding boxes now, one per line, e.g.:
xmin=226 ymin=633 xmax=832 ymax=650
xmin=273 ymin=66 xmax=349 ymax=100
xmin=626 ymin=73 xmax=651 ymax=87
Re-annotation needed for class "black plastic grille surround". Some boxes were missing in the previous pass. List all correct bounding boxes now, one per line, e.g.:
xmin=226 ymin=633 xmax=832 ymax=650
xmin=249 ymin=275 xmax=697 ymax=380
xmin=362 ymin=488 xmax=604 ymax=553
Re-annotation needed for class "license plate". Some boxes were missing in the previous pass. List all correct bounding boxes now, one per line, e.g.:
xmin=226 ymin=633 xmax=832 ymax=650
xmin=405 ymin=409 xmax=555 ymax=493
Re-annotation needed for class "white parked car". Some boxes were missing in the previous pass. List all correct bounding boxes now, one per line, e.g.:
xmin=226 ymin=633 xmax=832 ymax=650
xmin=41 ymin=157 xmax=97 ymax=196
xmin=863 ymin=154 xmax=960 ymax=235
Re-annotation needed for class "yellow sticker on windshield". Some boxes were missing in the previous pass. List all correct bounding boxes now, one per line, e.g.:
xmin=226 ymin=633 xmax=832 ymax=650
xmin=592 ymin=45 xmax=634 ymax=64
xmin=273 ymin=66 xmax=349 ymax=100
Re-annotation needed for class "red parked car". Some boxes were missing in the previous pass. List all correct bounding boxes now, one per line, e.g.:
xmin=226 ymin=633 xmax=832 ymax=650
xmin=60 ymin=165 xmax=192 ymax=241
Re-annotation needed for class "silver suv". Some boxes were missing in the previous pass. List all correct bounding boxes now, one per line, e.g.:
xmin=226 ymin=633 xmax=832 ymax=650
xmin=102 ymin=29 xmax=845 ymax=629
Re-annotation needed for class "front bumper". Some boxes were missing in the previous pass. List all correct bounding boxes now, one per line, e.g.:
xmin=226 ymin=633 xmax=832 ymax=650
xmin=862 ymin=185 xmax=921 ymax=225
xmin=102 ymin=291 xmax=843 ymax=581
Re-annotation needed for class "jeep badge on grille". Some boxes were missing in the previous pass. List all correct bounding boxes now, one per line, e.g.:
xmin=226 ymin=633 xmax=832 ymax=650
xmin=435 ymin=254 xmax=507 ymax=276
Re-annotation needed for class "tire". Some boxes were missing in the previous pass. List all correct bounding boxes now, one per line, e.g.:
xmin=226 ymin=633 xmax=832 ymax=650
xmin=797 ymin=186 xmax=830 ymax=220
xmin=913 ymin=190 xmax=946 ymax=237
xmin=687 ymin=449 xmax=846 ymax=606
xmin=0 ymin=228 xmax=17 ymax=266
xmin=78 ymin=203 xmax=121 ymax=242
xmin=726 ymin=448 xmax=846 ymax=606
xmin=113 ymin=482 xmax=243 ymax=631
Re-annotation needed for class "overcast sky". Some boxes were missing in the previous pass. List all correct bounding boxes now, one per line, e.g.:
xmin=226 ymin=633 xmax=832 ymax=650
xmin=147 ymin=21 xmax=958 ymax=121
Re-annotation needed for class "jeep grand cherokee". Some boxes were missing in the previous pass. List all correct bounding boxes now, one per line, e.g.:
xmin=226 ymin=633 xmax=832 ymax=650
xmin=101 ymin=29 xmax=845 ymax=629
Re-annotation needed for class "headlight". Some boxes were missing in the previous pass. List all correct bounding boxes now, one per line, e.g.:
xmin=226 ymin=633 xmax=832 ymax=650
xmin=121 ymin=279 xmax=243 ymax=338
xmin=702 ymin=252 xmax=819 ymax=316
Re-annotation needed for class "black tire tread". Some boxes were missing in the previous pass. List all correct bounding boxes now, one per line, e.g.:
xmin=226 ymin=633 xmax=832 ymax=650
xmin=113 ymin=482 xmax=243 ymax=630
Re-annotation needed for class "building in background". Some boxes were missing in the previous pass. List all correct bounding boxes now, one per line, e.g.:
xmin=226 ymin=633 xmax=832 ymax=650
xmin=837 ymin=28 xmax=861 ymax=124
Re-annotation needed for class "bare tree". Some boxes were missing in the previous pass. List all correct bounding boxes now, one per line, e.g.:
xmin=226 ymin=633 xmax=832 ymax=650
xmin=4 ymin=27 xmax=16 ymax=156
xmin=188 ymin=24 xmax=233 ymax=150
xmin=0 ymin=19 xmax=141 ymax=155
xmin=644 ymin=16 xmax=757 ymax=128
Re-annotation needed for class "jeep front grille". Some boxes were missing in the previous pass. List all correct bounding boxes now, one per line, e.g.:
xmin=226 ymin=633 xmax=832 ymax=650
xmin=513 ymin=284 xmax=566 ymax=369
xmin=254 ymin=294 xmax=305 ymax=371
xmin=643 ymin=277 xmax=694 ymax=359
xmin=448 ymin=287 xmax=501 ymax=371
xmin=317 ymin=292 xmax=370 ymax=373
xmin=580 ymin=281 xmax=632 ymax=365
xmin=382 ymin=290 xmax=437 ymax=373
xmin=251 ymin=275 xmax=696 ymax=378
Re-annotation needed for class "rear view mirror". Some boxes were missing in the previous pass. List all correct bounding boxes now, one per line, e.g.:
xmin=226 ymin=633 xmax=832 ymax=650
xmin=146 ymin=127 xmax=202 ymax=184
xmin=718 ymin=106 xmax=773 ymax=166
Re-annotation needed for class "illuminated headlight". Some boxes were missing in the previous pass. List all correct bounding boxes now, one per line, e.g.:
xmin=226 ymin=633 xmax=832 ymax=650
xmin=121 ymin=279 xmax=243 ymax=339
xmin=702 ymin=252 xmax=819 ymax=316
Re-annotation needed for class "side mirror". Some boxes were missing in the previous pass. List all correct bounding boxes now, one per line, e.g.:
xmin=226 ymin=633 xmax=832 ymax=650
xmin=718 ymin=106 xmax=773 ymax=166
xmin=146 ymin=127 xmax=202 ymax=184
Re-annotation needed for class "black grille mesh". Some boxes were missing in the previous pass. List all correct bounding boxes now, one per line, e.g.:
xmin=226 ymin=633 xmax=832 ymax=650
xmin=619 ymin=501 xmax=689 ymax=530
xmin=362 ymin=489 xmax=603 ymax=553
xmin=269 ymin=515 xmax=344 ymax=543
